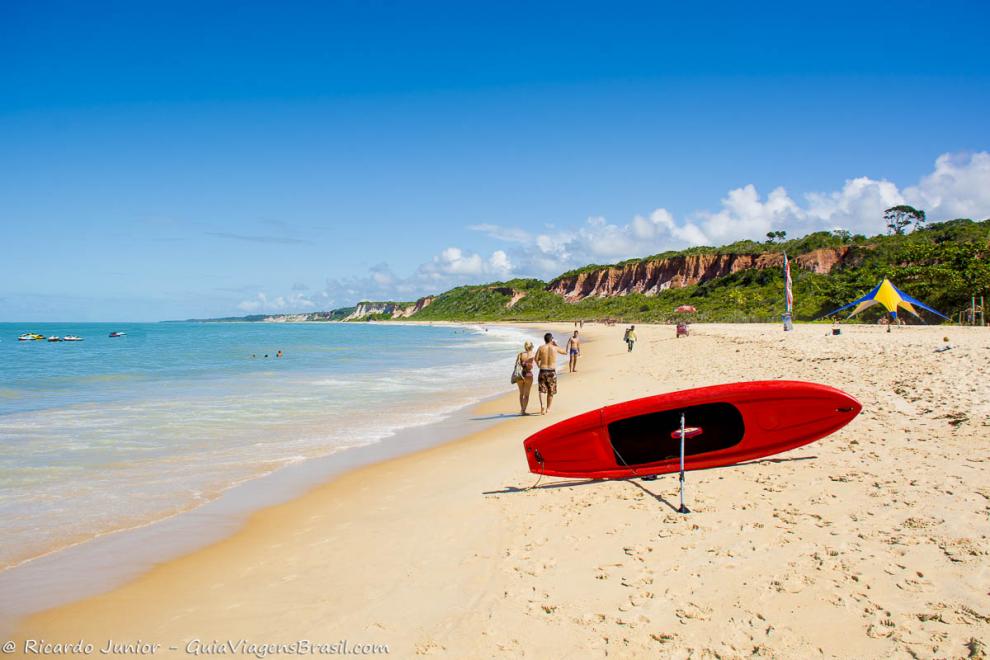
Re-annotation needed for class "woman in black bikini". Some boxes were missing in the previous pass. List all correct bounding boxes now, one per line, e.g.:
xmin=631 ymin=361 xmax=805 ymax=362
xmin=515 ymin=341 xmax=536 ymax=415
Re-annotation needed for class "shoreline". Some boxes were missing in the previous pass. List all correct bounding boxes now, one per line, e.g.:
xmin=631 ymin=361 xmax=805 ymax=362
xmin=11 ymin=323 xmax=989 ymax=657
xmin=0 ymin=322 xmax=543 ymax=628
xmin=0 ymin=388 xmax=515 ymax=630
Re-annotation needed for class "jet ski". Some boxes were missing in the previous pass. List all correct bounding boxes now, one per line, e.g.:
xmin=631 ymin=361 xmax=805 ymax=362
xmin=47 ymin=336 xmax=63 ymax=342
xmin=63 ymin=335 xmax=84 ymax=341
xmin=108 ymin=331 xmax=127 ymax=338
xmin=18 ymin=333 xmax=45 ymax=341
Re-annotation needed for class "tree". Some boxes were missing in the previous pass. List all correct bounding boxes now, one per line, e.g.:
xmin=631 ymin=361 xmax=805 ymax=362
xmin=766 ymin=230 xmax=787 ymax=244
xmin=832 ymin=229 xmax=852 ymax=243
xmin=883 ymin=205 xmax=926 ymax=235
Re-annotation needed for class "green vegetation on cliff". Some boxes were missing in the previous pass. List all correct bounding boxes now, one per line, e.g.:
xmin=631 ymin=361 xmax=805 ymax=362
xmin=413 ymin=219 xmax=990 ymax=324
xmin=410 ymin=271 xmax=832 ymax=324
xmin=810 ymin=219 xmax=990 ymax=321
xmin=410 ymin=280 xmax=564 ymax=321
xmin=199 ymin=219 xmax=989 ymax=324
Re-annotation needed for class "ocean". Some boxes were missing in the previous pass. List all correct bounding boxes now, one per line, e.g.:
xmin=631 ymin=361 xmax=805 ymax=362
xmin=0 ymin=321 xmax=532 ymax=571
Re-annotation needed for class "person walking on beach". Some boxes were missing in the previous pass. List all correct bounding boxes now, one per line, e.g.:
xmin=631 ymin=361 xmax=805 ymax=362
xmin=514 ymin=341 xmax=536 ymax=415
xmin=625 ymin=325 xmax=637 ymax=352
xmin=536 ymin=332 xmax=567 ymax=415
xmin=566 ymin=330 xmax=581 ymax=373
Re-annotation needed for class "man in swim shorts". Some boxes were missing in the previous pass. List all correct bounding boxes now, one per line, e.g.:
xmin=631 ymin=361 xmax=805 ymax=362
xmin=535 ymin=332 xmax=567 ymax=415
xmin=566 ymin=330 xmax=581 ymax=373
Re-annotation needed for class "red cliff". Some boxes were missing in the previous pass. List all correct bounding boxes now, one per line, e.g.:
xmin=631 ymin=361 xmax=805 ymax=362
xmin=547 ymin=247 xmax=852 ymax=300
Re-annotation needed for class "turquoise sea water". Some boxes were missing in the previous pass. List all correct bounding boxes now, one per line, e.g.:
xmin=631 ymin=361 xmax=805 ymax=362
xmin=0 ymin=322 xmax=531 ymax=569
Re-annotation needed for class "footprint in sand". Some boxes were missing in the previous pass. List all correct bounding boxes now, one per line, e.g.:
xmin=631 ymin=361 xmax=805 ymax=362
xmin=865 ymin=617 xmax=897 ymax=639
xmin=934 ymin=536 xmax=988 ymax=563
xmin=622 ymin=545 xmax=653 ymax=562
xmin=413 ymin=640 xmax=445 ymax=655
xmin=674 ymin=602 xmax=712 ymax=623
xmin=619 ymin=572 xmax=654 ymax=588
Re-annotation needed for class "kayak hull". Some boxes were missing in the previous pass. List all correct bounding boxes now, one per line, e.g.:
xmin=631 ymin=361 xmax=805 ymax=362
xmin=523 ymin=381 xmax=861 ymax=479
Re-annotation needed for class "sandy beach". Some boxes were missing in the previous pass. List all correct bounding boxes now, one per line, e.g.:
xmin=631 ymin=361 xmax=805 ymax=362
xmin=10 ymin=322 xmax=990 ymax=658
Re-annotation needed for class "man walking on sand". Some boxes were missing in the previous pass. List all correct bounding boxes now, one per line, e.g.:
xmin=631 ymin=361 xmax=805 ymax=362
xmin=625 ymin=325 xmax=637 ymax=352
xmin=566 ymin=330 xmax=581 ymax=373
xmin=536 ymin=332 xmax=567 ymax=415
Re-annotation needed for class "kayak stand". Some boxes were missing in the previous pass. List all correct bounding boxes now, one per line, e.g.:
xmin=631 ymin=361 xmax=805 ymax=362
xmin=651 ymin=413 xmax=697 ymax=513
xmin=677 ymin=413 xmax=690 ymax=514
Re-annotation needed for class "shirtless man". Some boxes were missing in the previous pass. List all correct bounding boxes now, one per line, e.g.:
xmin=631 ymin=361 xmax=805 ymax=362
xmin=566 ymin=330 xmax=581 ymax=373
xmin=535 ymin=332 xmax=567 ymax=415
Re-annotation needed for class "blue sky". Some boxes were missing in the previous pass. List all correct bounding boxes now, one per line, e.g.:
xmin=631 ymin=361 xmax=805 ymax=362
xmin=2 ymin=1 xmax=989 ymax=321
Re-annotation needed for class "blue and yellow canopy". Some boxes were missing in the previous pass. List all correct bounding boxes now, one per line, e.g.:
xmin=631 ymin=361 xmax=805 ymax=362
xmin=826 ymin=278 xmax=948 ymax=321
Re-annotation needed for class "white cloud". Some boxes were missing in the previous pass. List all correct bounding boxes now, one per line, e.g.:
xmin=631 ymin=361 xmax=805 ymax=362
xmin=466 ymin=151 xmax=990 ymax=278
xmin=803 ymin=177 xmax=904 ymax=235
xmin=576 ymin=216 xmax=637 ymax=258
xmin=241 ymin=151 xmax=990 ymax=313
xmin=534 ymin=231 xmax=571 ymax=258
xmin=904 ymin=152 xmax=990 ymax=220
xmin=369 ymin=262 xmax=396 ymax=287
xmin=237 ymin=291 xmax=316 ymax=313
xmin=632 ymin=208 xmax=671 ymax=240
xmin=416 ymin=246 xmax=517 ymax=281
xmin=468 ymin=223 xmax=532 ymax=244
xmin=424 ymin=247 xmax=483 ymax=276
xmin=292 ymin=246 xmax=515 ymax=312
xmin=488 ymin=250 xmax=512 ymax=276
xmin=692 ymin=185 xmax=804 ymax=243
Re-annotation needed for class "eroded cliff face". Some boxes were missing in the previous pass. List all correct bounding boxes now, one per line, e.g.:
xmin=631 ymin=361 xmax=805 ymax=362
xmin=262 ymin=314 xmax=310 ymax=322
xmin=489 ymin=287 xmax=528 ymax=308
xmin=343 ymin=302 xmax=396 ymax=320
xmin=392 ymin=296 xmax=435 ymax=318
xmin=342 ymin=296 xmax=436 ymax=320
xmin=262 ymin=310 xmax=351 ymax=322
xmin=548 ymin=247 xmax=852 ymax=300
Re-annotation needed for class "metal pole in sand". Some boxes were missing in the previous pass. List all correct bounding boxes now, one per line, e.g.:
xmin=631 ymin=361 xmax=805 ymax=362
xmin=678 ymin=412 xmax=690 ymax=514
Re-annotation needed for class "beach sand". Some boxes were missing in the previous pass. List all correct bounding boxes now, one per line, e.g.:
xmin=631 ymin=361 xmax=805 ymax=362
xmin=10 ymin=323 xmax=990 ymax=658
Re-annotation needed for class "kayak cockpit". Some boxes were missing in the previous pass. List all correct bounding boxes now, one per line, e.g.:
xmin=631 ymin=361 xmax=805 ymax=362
xmin=607 ymin=402 xmax=745 ymax=467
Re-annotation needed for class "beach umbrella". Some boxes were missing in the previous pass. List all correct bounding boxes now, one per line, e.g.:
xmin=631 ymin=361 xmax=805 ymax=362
xmin=675 ymin=305 xmax=697 ymax=313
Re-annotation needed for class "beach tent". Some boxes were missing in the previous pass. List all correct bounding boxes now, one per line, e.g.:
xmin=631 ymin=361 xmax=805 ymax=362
xmin=825 ymin=278 xmax=949 ymax=322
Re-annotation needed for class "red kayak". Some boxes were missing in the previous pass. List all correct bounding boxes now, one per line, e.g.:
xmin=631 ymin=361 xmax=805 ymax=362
xmin=523 ymin=381 xmax=861 ymax=479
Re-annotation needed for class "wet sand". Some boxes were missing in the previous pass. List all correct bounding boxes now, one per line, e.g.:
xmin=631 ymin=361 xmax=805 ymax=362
xmin=10 ymin=323 xmax=990 ymax=658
